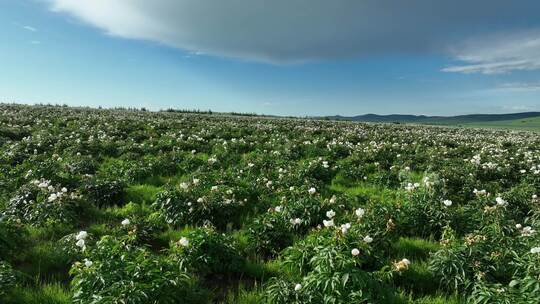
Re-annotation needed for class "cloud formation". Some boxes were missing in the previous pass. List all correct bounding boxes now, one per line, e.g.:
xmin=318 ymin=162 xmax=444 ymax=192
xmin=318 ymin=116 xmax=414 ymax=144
xmin=23 ymin=25 xmax=37 ymax=32
xmin=49 ymin=0 xmax=540 ymax=67
xmin=442 ymin=30 xmax=540 ymax=74
xmin=495 ymin=82 xmax=540 ymax=92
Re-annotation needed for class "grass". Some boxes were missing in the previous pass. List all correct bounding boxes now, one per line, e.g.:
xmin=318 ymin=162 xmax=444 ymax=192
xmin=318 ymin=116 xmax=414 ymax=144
xmin=3 ymin=283 xmax=71 ymax=304
xmin=124 ymin=184 xmax=162 ymax=204
xmin=390 ymin=238 xmax=442 ymax=298
xmin=406 ymin=293 xmax=462 ymax=304
xmin=395 ymin=261 xmax=440 ymax=297
xmin=26 ymin=224 xmax=73 ymax=242
xmin=391 ymin=237 xmax=440 ymax=261
xmin=16 ymin=241 xmax=72 ymax=283
xmin=158 ymin=225 xmax=199 ymax=244
xmin=330 ymin=180 xmax=402 ymax=205
xmin=4 ymin=161 xmax=459 ymax=304
xmin=223 ymin=283 xmax=265 ymax=304
xmin=11 ymin=174 xmax=452 ymax=304
xmin=140 ymin=174 xmax=187 ymax=187
xmin=460 ymin=116 xmax=540 ymax=132
xmin=14 ymin=225 xmax=75 ymax=284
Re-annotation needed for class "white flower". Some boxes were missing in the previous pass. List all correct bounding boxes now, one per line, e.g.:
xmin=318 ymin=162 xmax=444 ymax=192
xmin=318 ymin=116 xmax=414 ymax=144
xmin=474 ymin=189 xmax=487 ymax=196
xmin=531 ymin=247 xmax=540 ymax=254
xmin=351 ymin=248 xmax=360 ymax=256
xmin=355 ymin=208 xmax=365 ymax=218
xmin=84 ymin=259 xmax=93 ymax=267
xmin=197 ymin=197 xmax=204 ymax=203
xmin=363 ymin=235 xmax=373 ymax=243
xmin=193 ymin=178 xmax=200 ymax=185
xmin=341 ymin=223 xmax=351 ymax=234
xmin=61 ymin=187 xmax=68 ymax=193
xmin=75 ymin=239 xmax=85 ymax=248
xmin=495 ymin=196 xmax=507 ymax=206
xmin=294 ymin=283 xmax=302 ymax=291
xmin=329 ymin=195 xmax=337 ymax=204
xmin=38 ymin=181 xmax=49 ymax=188
xmin=178 ymin=237 xmax=189 ymax=247
xmin=121 ymin=219 xmax=130 ymax=226
xmin=180 ymin=182 xmax=189 ymax=190
xmin=516 ymin=224 xmax=522 ymax=229
xmin=326 ymin=210 xmax=336 ymax=219
xmin=275 ymin=206 xmax=282 ymax=212
xmin=394 ymin=258 xmax=411 ymax=271
xmin=308 ymin=187 xmax=316 ymax=195
xmin=323 ymin=219 xmax=334 ymax=227
xmin=522 ymin=226 xmax=535 ymax=237
xmin=443 ymin=200 xmax=453 ymax=207
xmin=76 ymin=231 xmax=88 ymax=241
xmin=405 ymin=183 xmax=416 ymax=191
xmin=47 ymin=193 xmax=58 ymax=202
xmin=290 ymin=218 xmax=302 ymax=225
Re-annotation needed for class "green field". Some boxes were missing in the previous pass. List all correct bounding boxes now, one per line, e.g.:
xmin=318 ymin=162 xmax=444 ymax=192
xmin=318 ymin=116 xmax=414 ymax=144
xmin=460 ymin=116 xmax=540 ymax=131
xmin=326 ymin=112 xmax=540 ymax=132
xmin=2 ymin=104 xmax=540 ymax=304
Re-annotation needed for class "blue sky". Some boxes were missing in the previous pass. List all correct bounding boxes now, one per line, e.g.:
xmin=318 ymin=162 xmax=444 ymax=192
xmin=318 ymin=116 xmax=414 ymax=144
xmin=1 ymin=0 xmax=539 ymax=116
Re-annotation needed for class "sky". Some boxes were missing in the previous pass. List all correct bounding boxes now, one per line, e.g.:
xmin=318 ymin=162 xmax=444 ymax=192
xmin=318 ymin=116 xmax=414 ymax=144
xmin=1 ymin=0 xmax=540 ymax=116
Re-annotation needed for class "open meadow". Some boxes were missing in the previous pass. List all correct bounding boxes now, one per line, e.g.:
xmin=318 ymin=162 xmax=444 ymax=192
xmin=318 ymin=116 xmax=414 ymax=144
xmin=0 ymin=104 xmax=539 ymax=303
xmin=460 ymin=116 xmax=540 ymax=132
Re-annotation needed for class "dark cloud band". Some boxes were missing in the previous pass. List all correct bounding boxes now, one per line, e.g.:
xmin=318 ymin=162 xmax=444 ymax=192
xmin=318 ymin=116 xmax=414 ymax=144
xmin=50 ymin=0 xmax=540 ymax=71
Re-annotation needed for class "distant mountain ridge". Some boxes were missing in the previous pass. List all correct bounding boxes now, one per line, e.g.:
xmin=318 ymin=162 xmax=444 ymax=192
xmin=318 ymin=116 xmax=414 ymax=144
xmin=325 ymin=112 xmax=540 ymax=125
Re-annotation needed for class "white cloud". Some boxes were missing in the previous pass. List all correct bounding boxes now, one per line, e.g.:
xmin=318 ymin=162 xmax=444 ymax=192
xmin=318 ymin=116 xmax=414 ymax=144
xmin=48 ymin=0 xmax=540 ymax=64
xmin=442 ymin=30 xmax=540 ymax=74
xmin=501 ymin=105 xmax=533 ymax=111
xmin=23 ymin=25 xmax=37 ymax=32
xmin=494 ymin=82 xmax=540 ymax=92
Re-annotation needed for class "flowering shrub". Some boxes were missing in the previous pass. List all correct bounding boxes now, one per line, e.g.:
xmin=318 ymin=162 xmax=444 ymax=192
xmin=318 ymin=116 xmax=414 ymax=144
xmin=59 ymin=230 xmax=94 ymax=260
xmin=153 ymin=181 xmax=250 ymax=230
xmin=246 ymin=192 xmax=353 ymax=256
xmin=2 ymin=181 xmax=82 ymax=227
xmin=400 ymin=187 xmax=458 ymax=238
xmin=82 ymin=177 xmax=125 ymax=207
xmin=247 ymin=210 xmax=296 ymax=257
xmin=0 ymin=216 xmax=27 ymax=260
xmin=106 ymin=202 xmax=167 ymax=245
xmin=267 ymin=245 xmax=399 ymax=303
xmin=430 ymin=214 xmax=530 ymax=295
xmin=70 ymin=235 xmax=206 ymax=304
xmin=0 ymin=261 xmax=17 ymax=297
xmin=169 ymin=226 xmax=245 ymax=276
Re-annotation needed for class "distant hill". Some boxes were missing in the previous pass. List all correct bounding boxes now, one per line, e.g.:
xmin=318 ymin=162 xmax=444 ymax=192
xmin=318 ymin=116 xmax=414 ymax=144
xmin=325 ymin=112 xmax=540 ymax=125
